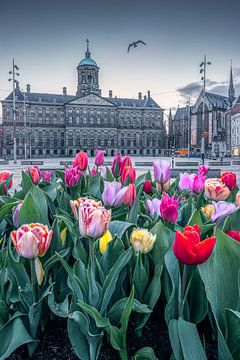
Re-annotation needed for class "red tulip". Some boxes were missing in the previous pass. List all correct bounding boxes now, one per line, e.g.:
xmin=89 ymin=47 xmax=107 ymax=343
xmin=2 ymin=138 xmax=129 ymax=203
xmin=121 ymin=156 xmax=132 ymax=172
xmin=0 ymin=171 xmax=13 ymax=193
xmin=124 ymin=184 xmax=136 ymax=206
xmin=72 ymin=151 xmax=88 ymax=171
xmin=160 ymin=194 xmax=179 ymax=223
xmin=173 ymin=224 xmax=216 ymax=265
xmin=143 ymin=179 xmax=152 ymax=193
xmin=111 ymin=154 xmax=123 ymax=177
xmin=225 ymin=230 xmax=240 ymax=243
xmin=220 ymin=172 xmax=237 ymax=190
xmin=26 ymin=166 xmax=42 ymax=185
xmin=121 ymin=166 xmax=136 ymax=185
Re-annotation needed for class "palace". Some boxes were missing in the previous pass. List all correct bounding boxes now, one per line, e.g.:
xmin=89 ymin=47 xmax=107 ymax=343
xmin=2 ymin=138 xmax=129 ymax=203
xmin=1 ymin=41 xmax=165 ymax=159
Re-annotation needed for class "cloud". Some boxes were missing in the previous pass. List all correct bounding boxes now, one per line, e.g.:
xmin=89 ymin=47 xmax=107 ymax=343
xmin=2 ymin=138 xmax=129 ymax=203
xmin=177 ymin=81 xmax=201 ymax=101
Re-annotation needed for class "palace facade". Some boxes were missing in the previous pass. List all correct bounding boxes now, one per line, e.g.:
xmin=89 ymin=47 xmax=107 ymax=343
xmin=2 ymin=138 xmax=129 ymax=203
xmin=1 ymin=42 xmax=165 ymax=159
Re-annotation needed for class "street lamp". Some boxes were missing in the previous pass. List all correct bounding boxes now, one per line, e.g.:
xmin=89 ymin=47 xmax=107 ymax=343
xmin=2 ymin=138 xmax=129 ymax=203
xmin=186 ymin=98 xmax=191 ymax=158
xmin=199 ymin=54 xmax=211 ymax=164
xmin=8 ymin=59 xmax=20 ymax=164
xmin=20 ymin=87 xmax=28 ymax=160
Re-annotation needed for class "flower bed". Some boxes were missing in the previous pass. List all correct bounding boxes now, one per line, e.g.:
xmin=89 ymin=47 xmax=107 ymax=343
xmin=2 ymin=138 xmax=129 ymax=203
xmin=0 ymin=152 xmax=239 ymax=360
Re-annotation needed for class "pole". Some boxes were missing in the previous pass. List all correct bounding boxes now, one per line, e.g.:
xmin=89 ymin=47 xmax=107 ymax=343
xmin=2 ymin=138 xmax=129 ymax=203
xmin=187 ymin=99 xmax=191 ymax=159
xmin=12 ymin=58 xmax=17 ymax=164
xmin=201 ymin=55 xmax=206 ymax=165
xmin=23 ymin=91 xmax=27 ymax=159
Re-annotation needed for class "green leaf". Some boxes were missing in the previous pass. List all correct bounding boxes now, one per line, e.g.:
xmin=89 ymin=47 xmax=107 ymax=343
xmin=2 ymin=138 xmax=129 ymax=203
xmin=132 ymin=347 xmax=158 ymax=360
xmin=120 ymin=287 xmax=135 ymax=336
xmin=21 ymin=171 xmax=33 ymax=194
xmin=48 ymin=292 xmax=70 ymax=318
xmin=88 ymin=173 xmax=102 ymax=199
xmin=108 ymin=298 xmax=151 ymax=325
xmin=128 ymin=185 xmax=143 ymax=224
xmin=0 ymin=200 xmax=19 ymax=223
xmin=226 ymin=309 xmax=240 ymax=359
xmin=109 ymin=220 xmax=134 ymax=239
xmin=133 ymin=253 xmax=148 ymax=302
xmin=19 ymin=186 xmax=49 ymax=225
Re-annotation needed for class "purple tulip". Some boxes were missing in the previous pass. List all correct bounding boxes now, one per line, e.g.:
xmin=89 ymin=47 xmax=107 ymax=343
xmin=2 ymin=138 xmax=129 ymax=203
xmin=211 ymin=201 xmax=237 ymax=223
xmin=64 ymin=166 xmax=81 ymax=188
xmin=153 ymin=160 xmax=171 ymax=184
xmin=102 ymin=181 xmax=127 ymax=206
xmin=179 ymin=173 xmax=195 ymax=191
xmin=44 ymin=170 xmax=52 ymax=183
xmin=95 ymin=150 xmax=105 ymax=167
xmin=12 ymin=202 xmax=23 ymax=227
xmin=146 ymin=198 xmax=161 ymax=218
xmin=160 ymin=194 xmax=179 ymax=223
xmin=192 ymin=175 xmax=205 ymax=193
xmin=198 ymin=165 xmax=209 ymax=177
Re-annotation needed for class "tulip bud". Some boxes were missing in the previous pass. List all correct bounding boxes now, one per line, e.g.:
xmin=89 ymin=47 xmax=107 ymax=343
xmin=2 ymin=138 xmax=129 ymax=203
xmin=130 ymin=228 xmax=156 ymax=254
xmin=64 ymin=166 xmax=81 ymax=187
xmin=160 ymin=194 xmax=179 ymax=223
xmin=192 ymin=175 xmax=205 ymax=193
xmin=153 ymin=160 xmax=170 ymax=184
xmin=202 ymin=204 xmax=214 ymax=219
xmin=43 ymin=170 xmax=52 ymax=183
xmin=220 ymin=172 xmax=237 ymax=190
xmin=0 ymin=171 xmax=13 ymax=194
xmin=123 ymin=184 xmax=136 ymax=206
xmin=12 ymin=201 xmax=24 ymax=227
xmin=99 ymin=230 xmax=113 ymax=254
xmin=94 ymin=150 xmax=105 ymax=167
xmin=111 ymin=154 xmax=123 ymax=178
xmin=143 ymin=179 xmax=152 ymax=193
xmin=72 ymin=151 xmax=88 ymax=171
xmin=121 ymin=156 xmax=132 ymax=172
xmin=121 ymin=166 xmax=136 ymax=185
xmin=26 ymin=166 xmax=42 ymax=185
xmin=179 ymin=173 xmax=195 ymax=191
xmin=225 ymin=230 xmax=240 ymax=243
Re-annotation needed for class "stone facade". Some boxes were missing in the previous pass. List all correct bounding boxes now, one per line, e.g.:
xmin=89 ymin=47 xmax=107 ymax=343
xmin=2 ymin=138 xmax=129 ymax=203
xmin=1 ymin=43 xmax=165 ymax=159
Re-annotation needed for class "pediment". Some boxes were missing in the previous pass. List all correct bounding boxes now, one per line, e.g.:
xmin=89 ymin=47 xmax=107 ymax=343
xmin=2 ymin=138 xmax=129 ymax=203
xmin=67 ymin=93 xmax=115 ymax=107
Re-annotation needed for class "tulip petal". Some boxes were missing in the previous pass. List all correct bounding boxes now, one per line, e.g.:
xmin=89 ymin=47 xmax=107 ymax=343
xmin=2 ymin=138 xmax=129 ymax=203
xmin=173 ymin=231 xmax=197 ymax=264
xmin=34 ymin=257 xmax=45 ymax=285
xmin=194 ymin=236 xmax=216 ymax=264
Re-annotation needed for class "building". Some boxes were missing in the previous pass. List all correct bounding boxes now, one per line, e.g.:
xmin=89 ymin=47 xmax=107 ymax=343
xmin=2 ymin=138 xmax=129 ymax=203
xmin=173 ymin=106 xmax=190 ymax=150
xmin=1 ymin=41 xmax=165 ymax=159
xmin=226 ymin=96 xmax=240 ymax=156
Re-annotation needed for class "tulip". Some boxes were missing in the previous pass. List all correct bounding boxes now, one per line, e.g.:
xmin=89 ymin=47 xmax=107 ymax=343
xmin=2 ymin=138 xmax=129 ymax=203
xmin=143 ymin=179 xmax=152 ymax=193
xmin=211 ymin=201 xmax=237 ymax=223
xmin=121 ymin=166 xmax=136 ymax=185
xmin=236 ymin=192 xmax=240 ymax=206
xmin=202 ymin=204 xmax=214 ymax=219
xmin=72 ymin=151 xmax=88 ymax=171
xmin=179 ymin=173 xmax=195 ymax=191
xmin=99 ymin=230 xmax=113 ymax=254
xmin=173 ymin=224 xmax=216 ymax=265
xmin=78 ymin=199 xmax=111 ymax=238
xmin=102 ymin=181 xmax=127 ymax=207
xmin=10 ymin=223 xmax=53 ymax=259
xmin=198 ymin=165 xmax=209 ymax=177
xmin=43 ymin=170 xmax=52 ymax=183
xmin=12 ymin=201 xmax=24 ymax=227
xmin=204 ymin=178 xmax=230 ymax=202
xmin=64 ymin=166 xmax=81 ymax=187
xmin=121 ymin=156 xmax=132 ymax=171
xmin=220 ymin=172 xmax=237 ymax=190
xmin=225 ymin=230 xmax=240 ymax=243
xmin=111 ymin=154 xmax=123 ymax=177
xmin=123 ymin=184 xmax=136 ymax=206
xmin=26 ymin=166 xmax=42 ymax=185
xmin=70 ymin=197 xmax=102 ymax=220
xmin=90 ymin=168 xmax=98 ymax=176
xmin=146 ymin=198 xmax=161 ymax=217
xmin=192 ymin=175 xmax=205 ymax=193
xmin=0 ymin=171 xmax=13 ymax=194
xmin=95 ymin=150 xmax=105 ymax=167
xmin=130 ymin=228 xmax=156 ymax=254
xmin=160 ymin=194 xmax=179 ymax=223
xmin=153 ymin=160 xmax=170 ymax=183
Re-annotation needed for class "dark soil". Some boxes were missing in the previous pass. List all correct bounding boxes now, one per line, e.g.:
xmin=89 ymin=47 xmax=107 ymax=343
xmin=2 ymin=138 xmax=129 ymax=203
xmin=7 ymin=299 xmax=217 ymax=360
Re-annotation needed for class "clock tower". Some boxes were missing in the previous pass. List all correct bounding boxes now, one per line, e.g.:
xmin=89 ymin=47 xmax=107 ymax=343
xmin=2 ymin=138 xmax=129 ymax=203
xmin=76 ymin=40 xmax=101 ymax=97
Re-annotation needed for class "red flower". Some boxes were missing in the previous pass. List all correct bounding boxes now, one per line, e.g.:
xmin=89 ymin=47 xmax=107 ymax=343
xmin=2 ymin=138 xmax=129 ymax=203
xmin=121 ymin=156 xmax=132 ymax=172
xmin=72 ymin=151 xmax=88 ymax=171
xmin=111 ymin=154 xmax=123 ymax=177
xmin=0 ymin=171 xmax=13 ymax=193
xmin=173 ymin=224 xmax=216 ymax=265
xmin=143 ymin=179 xmax=152 ymax=193
xmin=123 ymin=184 xmax=136 ymax=206
xmin=25 ymin=166 xmax=42 ymax=185
xmin=160 ymin=194 xmax=179 ymax=223
xmin=225 ymin=230 xmax=240 ymax=243
xmin=220 ymin=172 xmax=237 ymax=190
xmin=121 ymin=166 xmax=136 ymax=185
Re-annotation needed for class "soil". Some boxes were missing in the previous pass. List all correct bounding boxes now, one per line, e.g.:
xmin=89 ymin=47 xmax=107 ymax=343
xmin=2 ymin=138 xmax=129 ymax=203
xmin=7 ymin=299 xmax=217 ymax=360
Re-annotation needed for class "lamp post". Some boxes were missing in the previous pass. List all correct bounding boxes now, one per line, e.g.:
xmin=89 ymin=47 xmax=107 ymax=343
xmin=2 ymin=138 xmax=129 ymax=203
xmin=8 ymin=59 xmax=20 ymax=164
xmin=200 ymin=55 xmax=211 ymax=164
xmin=21 ymin=88 xmax=28 ymax=160
xmin=186 ymin=98 xmax=191 ymax=158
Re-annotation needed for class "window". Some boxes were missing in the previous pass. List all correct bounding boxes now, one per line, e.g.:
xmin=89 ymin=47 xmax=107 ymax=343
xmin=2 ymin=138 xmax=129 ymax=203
xmin=83 ymin=138 xmax=87 ymax=146
xmin=111 ymin=139 xmax=114 ymax=147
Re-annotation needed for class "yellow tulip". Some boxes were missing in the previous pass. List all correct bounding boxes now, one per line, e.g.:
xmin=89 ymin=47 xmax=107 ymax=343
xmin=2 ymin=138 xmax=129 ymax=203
xmin=99 ymin=230 xmax=112 ymax=254
xmin=130 ymin=228 xmax=156 ymax=254
xmin=202 ymin=204 xmax=214 ymax=219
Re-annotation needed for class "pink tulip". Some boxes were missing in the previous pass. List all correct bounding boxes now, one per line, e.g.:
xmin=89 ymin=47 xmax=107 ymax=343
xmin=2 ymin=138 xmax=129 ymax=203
xmin=43 ymin=170 xmax=52 ymax=183
xmin=192 ymin=175 xmax=205 ymax=193
xmin=64 ymin=166 xmax=81 ymax=188
xmin=102 ymin=181 xmax=127 ymax=206
xmin=94 ymin=150 xmax=105 ymax=167
xmin=198 ymin=165 xmax=209 ymax=177
xmin=10 ymin=223 xmax=52 ymax=259
xmin=179 ymin=173 xmax=195 ymax=191
xmin=153 ymin=160 xmax=170 ymax=184
xmin=0 ymin=171 xmax=13 ymax=194
xmin=123 ymin=184 xmax=136 ymax=206
xmin=26 ymin=166 xmax=42 ymax=185
xmin=70 ymin=198 xmax=102 ymax=220
xmin=160 ymin=194 xmax=179 ymax=223
xmin=72 ymin=151 xmax=88 ymax=171
xmin=90 ymin=168 xmax=98 ymax=176
xmin=78 ymin=198 xmax=111 ymax=238
xmin=111 ymin=154 xmax=123 ymax=177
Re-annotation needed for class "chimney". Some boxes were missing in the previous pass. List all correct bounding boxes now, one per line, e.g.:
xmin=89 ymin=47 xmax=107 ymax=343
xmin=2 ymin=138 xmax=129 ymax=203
xmin=63 ymin=87 xmax=67 ymax=96
xmin=26 ymin=84 xmax=31 ymax=93
xmin=144 ymin=95 xmax=147 ymax=100
xmin=138 ymin=92 xmax=142 ymax=100
xmin=109 ymin=90 xmax=113 ymax=98
xmin=147 ymin=90 xmax=151 ymax=98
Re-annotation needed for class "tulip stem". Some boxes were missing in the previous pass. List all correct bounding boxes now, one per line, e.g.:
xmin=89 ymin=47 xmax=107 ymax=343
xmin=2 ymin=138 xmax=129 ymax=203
xmin=88 ymin=239 xmax=95 ymax=259
xmin=180 ymin=264 xmax=189 ymax=318
xmin=30 ymin=259 xmax=36 ymax=303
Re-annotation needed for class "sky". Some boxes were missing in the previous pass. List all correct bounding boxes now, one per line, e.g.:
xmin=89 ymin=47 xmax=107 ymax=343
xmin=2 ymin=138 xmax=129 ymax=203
xmin=0 ymin=0 xmax=240 ymax=116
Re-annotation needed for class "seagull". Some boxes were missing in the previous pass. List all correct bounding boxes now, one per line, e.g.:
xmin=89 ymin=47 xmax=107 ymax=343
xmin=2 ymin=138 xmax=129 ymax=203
xmin=127 ymin=40 xmax=147 ymax=53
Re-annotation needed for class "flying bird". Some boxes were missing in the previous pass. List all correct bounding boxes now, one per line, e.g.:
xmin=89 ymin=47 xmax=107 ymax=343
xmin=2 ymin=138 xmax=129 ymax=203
xmin=127 ymin=40 xmax=147 ymax=53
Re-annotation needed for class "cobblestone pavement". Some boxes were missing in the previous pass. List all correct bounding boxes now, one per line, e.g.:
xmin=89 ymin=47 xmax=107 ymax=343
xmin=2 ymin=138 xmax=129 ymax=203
xmin=1 ymin=156 xmax=240 ymax=192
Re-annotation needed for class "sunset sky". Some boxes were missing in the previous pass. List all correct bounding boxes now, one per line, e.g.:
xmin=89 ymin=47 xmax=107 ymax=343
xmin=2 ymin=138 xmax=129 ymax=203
xmin=0 ymin=0 xmax=240 ymax=115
